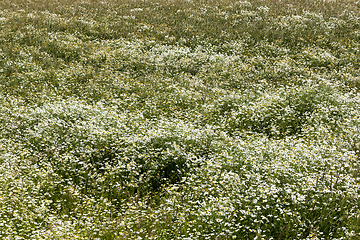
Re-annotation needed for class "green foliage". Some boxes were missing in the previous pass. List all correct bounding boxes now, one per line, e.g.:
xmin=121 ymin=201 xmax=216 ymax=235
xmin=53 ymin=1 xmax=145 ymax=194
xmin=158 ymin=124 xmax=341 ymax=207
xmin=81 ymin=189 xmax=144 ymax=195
xmin=0 ymin=0 xmax=360 ymax=239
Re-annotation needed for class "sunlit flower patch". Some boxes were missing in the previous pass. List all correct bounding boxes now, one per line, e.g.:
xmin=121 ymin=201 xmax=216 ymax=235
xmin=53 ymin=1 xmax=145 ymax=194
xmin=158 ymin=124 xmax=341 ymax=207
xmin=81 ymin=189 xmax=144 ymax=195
xmin=0 ymin=0 xmax=360 ymax=239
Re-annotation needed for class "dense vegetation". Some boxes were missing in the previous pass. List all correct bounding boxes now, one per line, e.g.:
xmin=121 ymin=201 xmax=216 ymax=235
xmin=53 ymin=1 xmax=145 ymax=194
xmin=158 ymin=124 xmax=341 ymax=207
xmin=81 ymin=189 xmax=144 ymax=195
xmin=0 ymin=0 xmax=360 ymax=239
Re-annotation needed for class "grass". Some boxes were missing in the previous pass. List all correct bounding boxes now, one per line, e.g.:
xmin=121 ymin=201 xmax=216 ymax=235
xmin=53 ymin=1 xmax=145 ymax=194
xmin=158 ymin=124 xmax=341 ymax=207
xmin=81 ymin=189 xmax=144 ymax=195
xmin=0 ymin=0 xmax=360 ymax=239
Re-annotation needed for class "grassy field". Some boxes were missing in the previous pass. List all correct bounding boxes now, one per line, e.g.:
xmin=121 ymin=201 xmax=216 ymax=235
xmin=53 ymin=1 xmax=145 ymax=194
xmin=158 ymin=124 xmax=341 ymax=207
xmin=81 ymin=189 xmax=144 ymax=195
xmin=1 ymin=0 xmax=360 ymax=239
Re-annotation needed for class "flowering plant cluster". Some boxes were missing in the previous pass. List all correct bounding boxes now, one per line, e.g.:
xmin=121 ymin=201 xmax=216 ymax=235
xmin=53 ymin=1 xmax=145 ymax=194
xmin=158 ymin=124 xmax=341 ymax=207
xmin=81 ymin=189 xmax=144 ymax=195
xmin=0 ymin=0 xmax=360 ymax=239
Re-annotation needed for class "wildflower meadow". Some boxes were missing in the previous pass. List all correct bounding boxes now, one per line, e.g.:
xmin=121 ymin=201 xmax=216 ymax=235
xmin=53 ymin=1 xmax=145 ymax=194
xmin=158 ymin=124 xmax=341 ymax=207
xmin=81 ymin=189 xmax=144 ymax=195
xmin=0 ymin=0 xmax=360 ymax=239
